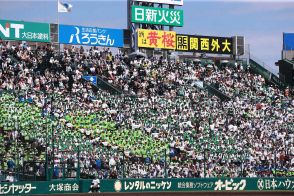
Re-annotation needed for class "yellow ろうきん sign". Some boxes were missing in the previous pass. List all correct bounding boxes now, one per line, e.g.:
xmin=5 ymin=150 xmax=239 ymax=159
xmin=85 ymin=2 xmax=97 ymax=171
xmin=137 ymin=29 xmax=176 ymax=50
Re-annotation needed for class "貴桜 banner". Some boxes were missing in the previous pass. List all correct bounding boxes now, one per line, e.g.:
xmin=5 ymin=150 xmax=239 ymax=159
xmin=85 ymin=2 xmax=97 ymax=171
xmin=132 ymin=6 xmax=183 ymax=27
xmin=59 ymin=24 xmax=124 ymax=48
xmin=134 ymin=0 xmax=183 ymax=6
xmin=0 ymin=19 xmax=50 ymax=42
xmin=138 ymin=29 xmax=176 ymax=50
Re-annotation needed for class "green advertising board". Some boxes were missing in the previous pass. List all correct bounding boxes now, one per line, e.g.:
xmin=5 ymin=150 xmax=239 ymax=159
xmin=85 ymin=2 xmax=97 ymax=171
xmin=101 ymin=178 xmax=294 ymax=192
xmin=0 ymin=19 xmax=50 ymax=42
xmin=132 ymin=6 xmax=183 ymax=27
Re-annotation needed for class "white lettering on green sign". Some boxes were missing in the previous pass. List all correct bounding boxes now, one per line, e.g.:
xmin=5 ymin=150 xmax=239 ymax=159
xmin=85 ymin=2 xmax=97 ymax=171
xmin=49 ymin=183 xmax=79 ymax=192
xmin=257 ymin=178 xmax=294 ymax=190
xmin=0 ymin=183 xmax=36 ymax=195
xmin=124 ymin=180 xmax=172 ymax=191
xmin=0 ymin=19 xmax=50 ymax=42
xmin=132 ymin=6 xmax=183 ymax=27
xmin=0 ymin=23 xmax=24 ymax=38
xmin=214 ymin=179 xmax=246 ymax=191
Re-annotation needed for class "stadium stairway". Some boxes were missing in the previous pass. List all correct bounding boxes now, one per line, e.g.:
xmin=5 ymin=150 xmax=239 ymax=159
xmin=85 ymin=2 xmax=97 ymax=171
xmin=249 ymin=58 xmax=287 ymax=89
xmin=203 ymin=82 xmax=231 ymax=102
xmin=192 ymin=80 xmax=231 ymax=102
xmin=276 ymin=59 xmax=294 ymax=87
xmin=92 ymin=75 xmax=123 ymax=95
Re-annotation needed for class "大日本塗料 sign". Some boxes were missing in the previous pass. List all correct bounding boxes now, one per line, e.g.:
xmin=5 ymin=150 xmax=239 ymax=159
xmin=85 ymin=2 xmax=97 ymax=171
xmin=176 ymin=34 xmax=233 ymax=54
xmin=59 ymin=24 xmax=124 ymax=47
xmin=0 ymin=19 xmax=50 ymax=42
xmin=133 ymin=0 xmax=183 ymax=6
xmin=132 ymin=6 xmax=183 ymax=26
xmin=137 ymin=29 xmax=176 ymax=50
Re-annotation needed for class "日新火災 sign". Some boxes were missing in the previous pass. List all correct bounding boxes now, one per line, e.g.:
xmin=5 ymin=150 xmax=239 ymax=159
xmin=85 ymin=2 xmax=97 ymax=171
xmin=0 ymin=19 xmax=50 ymax=42
xmin=176 ymin=34 xmax=233 ymax=55
xmin=59 ymin=24 xmax=124 ymax=47
xmin=132 ymin=6 xmax=183 ymax=27
xmin=137 ymin=29 xmax=176 ymax=50
xmin=133 ymin=0 xmax=183 ymax=6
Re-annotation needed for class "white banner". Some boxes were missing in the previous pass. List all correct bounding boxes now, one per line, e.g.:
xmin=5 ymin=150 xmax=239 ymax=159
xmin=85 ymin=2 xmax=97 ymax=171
xmin=134 ymin=0 xmax=183 ymax=6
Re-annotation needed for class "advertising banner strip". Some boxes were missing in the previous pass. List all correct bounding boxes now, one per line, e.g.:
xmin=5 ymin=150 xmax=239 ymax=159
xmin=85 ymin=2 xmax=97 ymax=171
xmin=0 ymin=19 xmax=50 ymax=42
xmin=133 ymin=0 xmax=183 ymax=6
xmin=59 ymin=24 xmax=124 ymax=48
xmin=132 ymin=6 xmax=183 ymax=27
xmin=0 ymin=178 xmax=294 ymax=195
xmin=138 ymin=29 xmax=176 ymax=49
xmin=101 ymin=178 xmax=294 ymax=193
xmin=176 ymin=34 xmax=233 ymax=55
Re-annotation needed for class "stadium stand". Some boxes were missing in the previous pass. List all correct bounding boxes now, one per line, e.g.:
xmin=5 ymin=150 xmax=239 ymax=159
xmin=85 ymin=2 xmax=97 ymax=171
xmin=0 ymin=41 xmax=293 ymax=182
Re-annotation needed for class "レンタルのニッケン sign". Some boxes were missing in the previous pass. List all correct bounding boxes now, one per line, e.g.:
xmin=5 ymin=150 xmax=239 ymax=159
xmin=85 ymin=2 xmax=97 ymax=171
xmin=132 ymin=6 xmax=183 ymax=27
xmin=59 ymin=24 xmax=124 ymax=48
xmin=137 ymin=29 xmax=176 ymax=50
xmin=0 ymin=19 xmax=50 ymax=42
xmin=176 ymin=34 xmax=233 ymax=55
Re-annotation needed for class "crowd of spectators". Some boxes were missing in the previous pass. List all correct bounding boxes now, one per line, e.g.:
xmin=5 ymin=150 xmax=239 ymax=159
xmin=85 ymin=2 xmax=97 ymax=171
xmin=0 ymin=41 xmax=293 ymax=181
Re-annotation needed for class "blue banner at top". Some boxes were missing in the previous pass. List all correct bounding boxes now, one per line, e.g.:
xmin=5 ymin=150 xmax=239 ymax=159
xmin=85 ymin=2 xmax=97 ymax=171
xmin=59 ymin=24 xmax=124 ymax=47
xmin=283 ymin=33 xmax=294 ymax=50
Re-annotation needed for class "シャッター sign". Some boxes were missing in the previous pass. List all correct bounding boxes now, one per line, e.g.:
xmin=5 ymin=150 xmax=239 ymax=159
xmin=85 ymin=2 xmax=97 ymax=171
xmin=59 ymin=24 xmax=124 ymax=48
xmin=132 ymin=6 xmax=183 ymax=27
xmin=137 ymin=29 xmax=176 ymax=50
xmin=0 ymin=19 xmax=50 ymax=42
xmin=176 ymin=34 xmax=233 ymax=55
